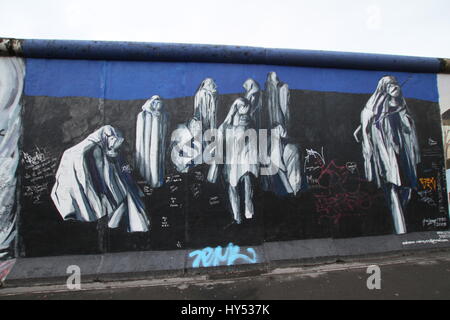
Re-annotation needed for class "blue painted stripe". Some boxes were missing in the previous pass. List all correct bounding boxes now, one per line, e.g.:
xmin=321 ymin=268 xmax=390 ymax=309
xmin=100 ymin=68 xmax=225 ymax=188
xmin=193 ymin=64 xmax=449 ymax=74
xmin=24 ymin=59 xmax=438 ymax=102
xmin=25 ymin=59 xmax=106 ymax=98
xmin=21 ymin=39 xmax=441 ymax=74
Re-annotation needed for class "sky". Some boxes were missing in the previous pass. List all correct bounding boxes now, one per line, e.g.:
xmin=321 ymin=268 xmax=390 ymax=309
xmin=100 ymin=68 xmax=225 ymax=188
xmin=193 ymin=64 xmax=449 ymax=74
xmin=0 ymin=0 xmax=449 ymax=58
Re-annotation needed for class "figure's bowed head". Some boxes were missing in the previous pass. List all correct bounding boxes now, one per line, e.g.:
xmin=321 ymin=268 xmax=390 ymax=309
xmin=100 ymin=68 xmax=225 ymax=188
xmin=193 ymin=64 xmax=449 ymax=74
xmin=234 ymin=97 xmax=252 ymax=127
xmin=386 ymin=81 xmax=402 ymax=98
xmin=200 ymin=78 xmax=217 ymax=93
xmin=142 ymin=95 xmax=164 ymax=114
xmin=103 ymin=126 xmax=124 ymax=158
xmin=378 ymin=76 xmax=403 ymax=98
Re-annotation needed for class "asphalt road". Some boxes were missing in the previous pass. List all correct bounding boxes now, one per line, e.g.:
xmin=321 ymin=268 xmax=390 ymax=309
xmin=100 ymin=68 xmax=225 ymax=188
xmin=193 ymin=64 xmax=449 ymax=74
xmin=1 ymin=250 xmax=450 ymax=300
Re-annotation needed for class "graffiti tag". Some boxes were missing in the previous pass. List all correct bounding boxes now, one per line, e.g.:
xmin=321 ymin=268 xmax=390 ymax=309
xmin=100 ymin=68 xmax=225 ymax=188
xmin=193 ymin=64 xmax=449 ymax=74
xmin=304 ymin=148 xmax=325 ymax=187
xmin=169 ymin=197 xmax=182 ymax=208
xmin=166 ymin=174 xmax=182 ymax=184
xmin=24 ymin=184 xmax=49 ymax=203
xmin=142 ymin=185 xmax=153 ymax=196
xmin=22 ymin=148 xmax=47 ymax=167
xmin=346 ymin=162 xmax=358 ymax=174
xmin=188 ymin=243 xmax=257 ymax=268
xmin=418 ymin=190 xmax=437 ymax=207
xmin=161 ymin=216 xmax=170 ymax=228
xmin=209 ymin=196 xmax=220 ymax=206
xmin=314 ymin=192 xmax=379 ymax=224
xmin=22 ymin=147 xmax=58 ymax=204
xmin=420 ymin=177 xmax=437 ymax=191
xmin=0 ymin=129 xmax=5 ymax=137
xmin=317 ymin=160 xmax=361 ymax=194
xmin=312 ymin=158 xmax=384 ymax=224
xmin=423 ymin=218 xmax=447 ymax=228
xmin=191 ymin=183 xmax=201 ymax=199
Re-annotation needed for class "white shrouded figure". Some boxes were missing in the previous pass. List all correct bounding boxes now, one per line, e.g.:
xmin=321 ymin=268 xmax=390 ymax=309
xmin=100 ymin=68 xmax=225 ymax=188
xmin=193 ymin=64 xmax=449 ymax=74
xmin=208 ymin=98 xmax=259 ymax=224
xmin=0 ymin=57 xmax=25 ymax=259
xmin=171 ymin=78 xmax=218 ymax=173
xmin=354 ymin=76 xmax=420 ymax=235
xmin=51 ymin=126 xmax=150 ymax=233
xmin=194 ymin=78 xmax=218 ymax=133
xmin=135 ymin=95 xmax=169 ymax=188
xmin=262 ymin=72 xmax=301 ymax=195
xmin=265 ymin=71 xmax=290 ymax=131
xmin=243 ymin=78 xmax=262 ymax=130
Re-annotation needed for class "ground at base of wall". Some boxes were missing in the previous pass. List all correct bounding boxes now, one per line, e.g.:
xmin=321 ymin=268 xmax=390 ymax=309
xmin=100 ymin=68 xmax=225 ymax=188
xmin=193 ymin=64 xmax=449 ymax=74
xmin=1 ymin=249 xmax=450 ymax=300
xmin=4 ymin=230 xmax=450 ymax=288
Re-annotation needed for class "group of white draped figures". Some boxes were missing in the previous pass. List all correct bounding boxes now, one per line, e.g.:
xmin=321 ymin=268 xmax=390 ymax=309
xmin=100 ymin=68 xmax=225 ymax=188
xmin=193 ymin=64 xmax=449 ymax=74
xmin=51 ymin=72 xmax=303 ymax=230
xmin=50 ymin=73 xmax=421 ymax=235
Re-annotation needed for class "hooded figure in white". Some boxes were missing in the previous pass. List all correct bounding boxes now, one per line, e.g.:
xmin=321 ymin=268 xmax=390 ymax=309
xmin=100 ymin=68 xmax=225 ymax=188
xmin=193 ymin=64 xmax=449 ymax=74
xmin=208 ymin=98 xmax=259 ymax=224
xmin=261 ymin=72 xmax=301 ymax=196
xmin=171 ymin=78 xmax=218 ymax=173
xmin=354 ymin=76 xmax=420 ymax=235
xmin=0 ymin=57 xmax=25 ymax=260
xmin=243 ymin=78 xmax=262 ymax=130
xmin=265 ymin=72 xmax=290 ymax=131
xmin=194 ymin=78 xmax=218 ymax=133
xmin=51 ymin=126 xmax=150 ymax=233
xmin=135 ymin=95 xmax=169 ymax=188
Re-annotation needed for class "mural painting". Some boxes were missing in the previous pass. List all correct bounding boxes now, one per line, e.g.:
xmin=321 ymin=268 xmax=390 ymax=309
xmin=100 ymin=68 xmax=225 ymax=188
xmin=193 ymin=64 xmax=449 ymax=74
xmin=0 ymin=57 xmax=25 ymax=260
xmin=438 ymin=74 xmax=450 ymax=216
xmin=51 ymin=125 xmax=150 ymax=232
xmin=0 ymin=58 xmax=446 ymax=262
xmin=354 ymin=76 xmax=420 ymax=234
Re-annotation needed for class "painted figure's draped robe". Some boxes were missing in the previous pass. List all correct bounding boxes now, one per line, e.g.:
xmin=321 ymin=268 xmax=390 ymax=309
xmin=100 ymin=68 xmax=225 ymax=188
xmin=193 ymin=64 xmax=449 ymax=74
xmin=265 ymin=72 xmax=290 ymax=130
xmin=171 ymin=79 xmax=218 ymax=173
xmin=243 ymin=79 xmax=262 ymax=130
xmin=194 ymin=78 xmax=218 ymax=132
xmin=0 ymin=57 xmax=25 ymax=259
xmin=208 ymin=98 xmax=259 ymax=222
xmin=208 ymin=99 xmax=259 ymax=187
xmin=135 ymin=97 xmax=168 ymax=188
xmin=51 ymin=126 xmax=150 ymax=232
xmin=262 ymin=72 xmax=301 ymax=195
xmin=360 ymin=76 xmax=420 ymax=189
xmin=171 ymin=119 xmax=204 ymax=173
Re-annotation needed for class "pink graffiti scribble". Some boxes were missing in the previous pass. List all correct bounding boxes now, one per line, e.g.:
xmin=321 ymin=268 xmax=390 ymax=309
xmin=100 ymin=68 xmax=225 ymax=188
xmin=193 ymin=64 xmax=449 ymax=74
xmin=0 ymin=259 xmax=15 ymax=283
xmin=317 ymin=160 xmax=361 ymax=194
xmin=314 ymin=192 xmax=380 ymax=224
xmin=313 ymin=159 xmax=383 ymax=225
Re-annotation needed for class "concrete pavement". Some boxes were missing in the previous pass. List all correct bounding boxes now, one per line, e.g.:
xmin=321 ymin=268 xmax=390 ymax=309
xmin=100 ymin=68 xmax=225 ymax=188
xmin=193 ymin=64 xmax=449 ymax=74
xmin=1 ymin=249 xmax=450 ymax=300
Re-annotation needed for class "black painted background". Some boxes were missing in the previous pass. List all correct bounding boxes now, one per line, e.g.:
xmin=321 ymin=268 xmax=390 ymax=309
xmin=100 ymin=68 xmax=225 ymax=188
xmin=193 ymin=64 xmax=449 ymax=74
xmin=19 ymin=89 xmax=449 ymax=257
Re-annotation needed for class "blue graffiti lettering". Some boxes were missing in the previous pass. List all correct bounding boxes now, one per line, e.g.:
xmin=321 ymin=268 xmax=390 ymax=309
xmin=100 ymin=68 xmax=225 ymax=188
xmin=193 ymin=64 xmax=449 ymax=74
xmin=188 ymin=243 xmax=257 ymax=268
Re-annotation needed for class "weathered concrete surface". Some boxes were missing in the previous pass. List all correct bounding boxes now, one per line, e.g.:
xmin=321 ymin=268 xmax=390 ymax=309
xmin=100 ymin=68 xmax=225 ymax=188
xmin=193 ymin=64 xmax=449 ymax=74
xmin=1 ymin=38 xmax=443 ymax=73
xmin=5 ymin=232 xmax=450 ymax=287
xmin=1 ymin=250 xmax=450 ymax=300
xmin=440 ymin=58 xmax=450 ymax=74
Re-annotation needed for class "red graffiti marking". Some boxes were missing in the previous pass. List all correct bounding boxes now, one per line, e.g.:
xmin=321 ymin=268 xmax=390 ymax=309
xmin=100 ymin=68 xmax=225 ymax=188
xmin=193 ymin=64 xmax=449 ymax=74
xmin=313 ymin=160 xmax=382 ymax=225
xmin=317 ymin=160 xmax=362 ymax=194
xmin=0 ymin=260 xmax=15 ymax=283
xmin=314 ymin=192 xmax=380 ymax=225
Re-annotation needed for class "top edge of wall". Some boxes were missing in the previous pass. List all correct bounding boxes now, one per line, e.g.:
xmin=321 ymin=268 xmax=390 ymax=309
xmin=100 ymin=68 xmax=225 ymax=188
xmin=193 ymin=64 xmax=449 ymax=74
xmin=0 ymin=38 xmax=449 ymax=74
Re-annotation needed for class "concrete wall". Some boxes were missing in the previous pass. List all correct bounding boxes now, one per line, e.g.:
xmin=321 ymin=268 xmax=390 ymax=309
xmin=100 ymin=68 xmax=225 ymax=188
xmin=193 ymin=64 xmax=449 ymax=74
xmin=439 ymin=74 xmax=450 ymax=215
xmin=1 ymin=39 xmax=450 ymax=281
